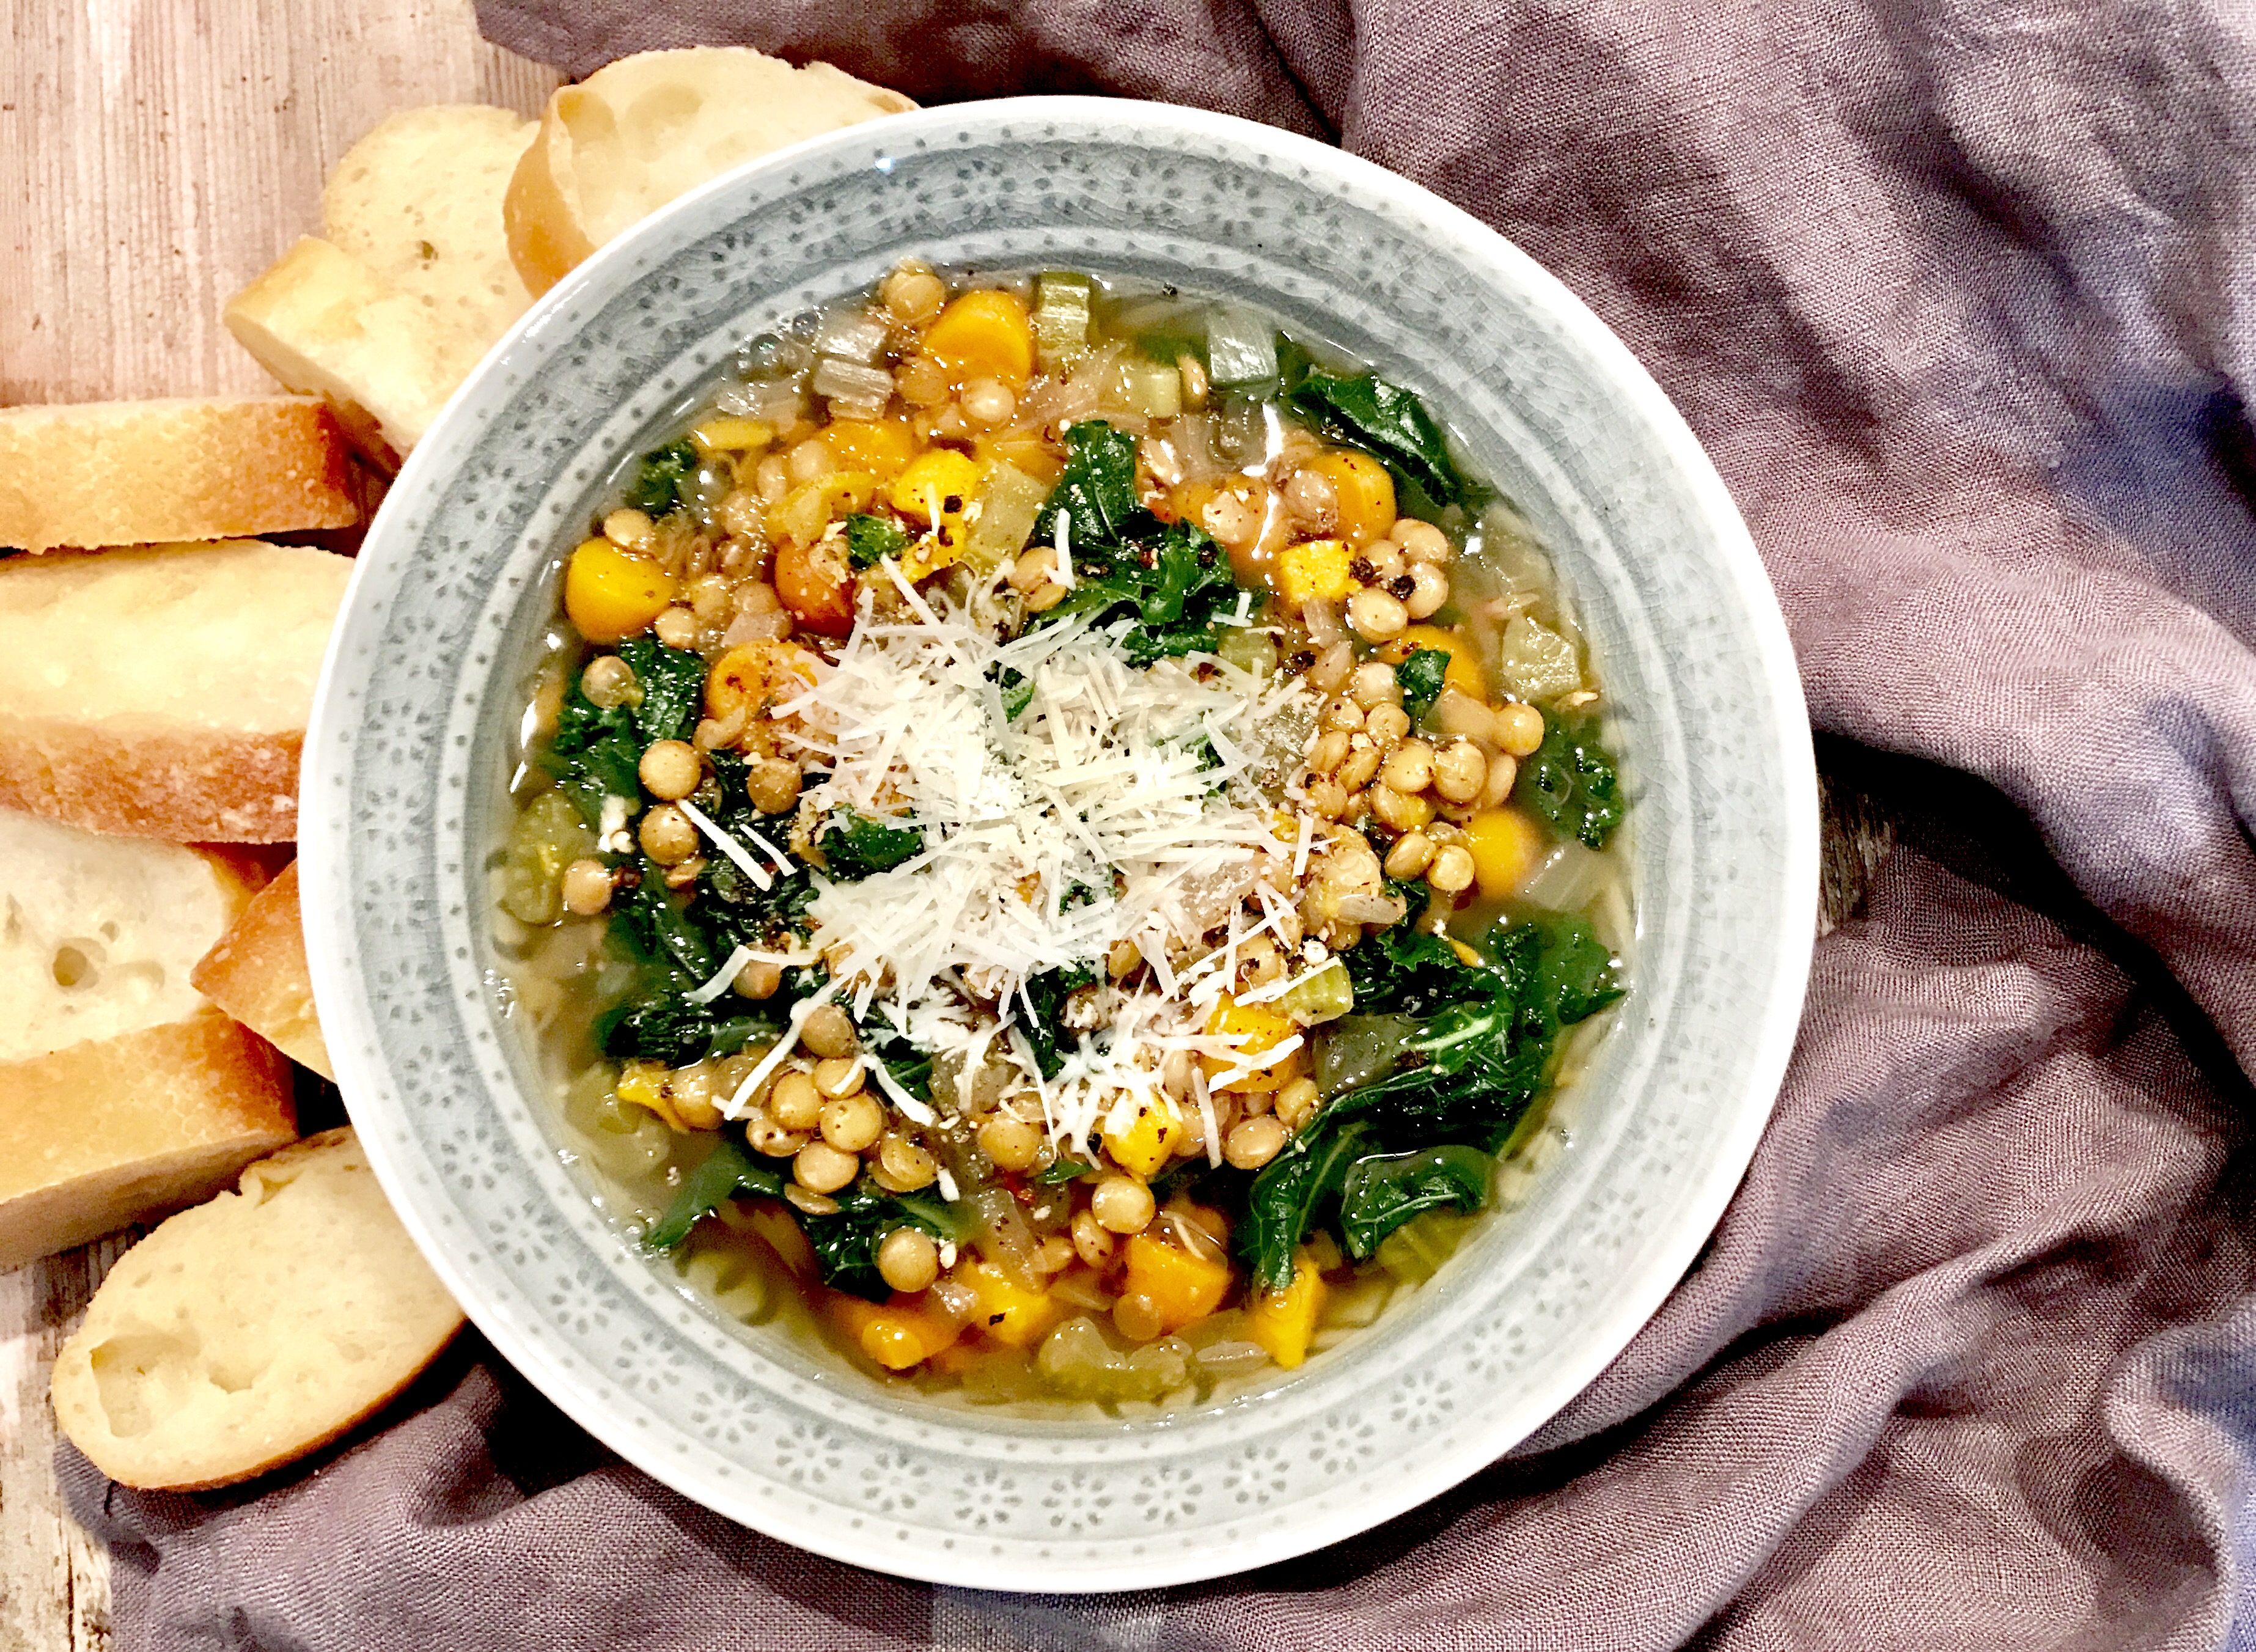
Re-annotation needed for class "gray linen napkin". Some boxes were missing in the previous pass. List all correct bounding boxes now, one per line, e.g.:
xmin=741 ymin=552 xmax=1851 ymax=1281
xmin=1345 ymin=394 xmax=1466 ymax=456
xmin=66 ymin=1 xmax=2256 ymax=1644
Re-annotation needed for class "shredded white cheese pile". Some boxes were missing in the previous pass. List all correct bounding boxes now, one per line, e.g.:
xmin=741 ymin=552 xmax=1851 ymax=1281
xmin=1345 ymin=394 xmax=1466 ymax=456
xmin=734 ymin=573 xmax=1321 ymax=1153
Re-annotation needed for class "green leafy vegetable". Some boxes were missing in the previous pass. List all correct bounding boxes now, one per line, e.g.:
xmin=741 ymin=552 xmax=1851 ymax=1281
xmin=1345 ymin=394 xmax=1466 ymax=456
xmin=1513 ymin=711 xmax=1625 ymax=849
xmin=546 ymin=679 xmax=642 ymax=824
xmin=596 ymin=997 xmax=768 ymax=1066
xmin=1337 ymin=1145 xmax=1493 ymax=1259
xmin=1236 ymin=1117 xmax=1373 ymax=1291
xmin=1397 ymin=648 xmax=1452 ymax=719
xmin=803 ymin=1184 xmax=963 ymax=1302
xmin=1284 ymin=365 xmax=1471 ymax=511
xmin=1024 ymin=422 xmax=1258 ymax=665
xmin=1343 ymin=919 xmax=1477 ymax=1019
xmin=844 ymin=512 xmax=909 ymax=570
xmin=1020 ymin=963 xmax=1098 ymax=1079
xmin=1032 ymin=420 xmax=1139 ymax=546
xmin=612 ymin=861 xmax=717 ymax=982
xmin=615 ymin=637 xmax=707 ymax=746
xmin=820 ymin=810 xmax=927 ymax=879
xmin=1031 ymin=1156 xmax=1099 ymax=1184
xmin=1236 ymin=912 xmax=1622 ymax=1287
xmin=625 ymin=439 xmax=700 ymax=517
xmin=644 ymin=1134 xmax=783 ymax=1251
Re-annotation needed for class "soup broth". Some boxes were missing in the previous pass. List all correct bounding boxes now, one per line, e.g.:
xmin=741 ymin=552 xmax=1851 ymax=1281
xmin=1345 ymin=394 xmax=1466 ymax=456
xmin=493 ymin=262 xmax=1631 ymax=1411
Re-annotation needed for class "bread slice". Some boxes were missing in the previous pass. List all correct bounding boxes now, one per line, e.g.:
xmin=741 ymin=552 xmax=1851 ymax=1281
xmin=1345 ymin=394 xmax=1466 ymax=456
xmin=191 ymin=859 xmax=332 ymax=1079
xmin=227 ymin=107 xmax=540 ymax=470
xmin=51 ymin=1128 xmax=465 ymax=1491
xmin=504 ymin=48 xmax=916 ymax=295
xmin=224 ymin=237 xmax=470 ymax=471
xmin=0 ymin=810 xmax=296 ymax=1268
xmin=0 ymin=540 xmax=352 ymax=842
xmin=0 ymin=397 xmax=359 ymax=554
xmin=321 ymin=105 xmax=538 ymax=347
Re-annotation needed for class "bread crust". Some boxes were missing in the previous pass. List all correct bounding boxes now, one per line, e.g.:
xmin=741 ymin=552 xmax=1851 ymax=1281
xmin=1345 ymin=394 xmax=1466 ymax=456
xmin=501 ymin=109 xmax=587 ymax=298
xmin=0 ymin=1011 xmax=296 ymax=1269
xmin=0 ymin=397 xmax=359 ymax=554
xmin=50 ymin=1128 xmax=465 ymax=1491
xmin=191 ymin=860 xmax=332 ymax=1077
xmin=0 ymin=718 xmax=303 ymax=843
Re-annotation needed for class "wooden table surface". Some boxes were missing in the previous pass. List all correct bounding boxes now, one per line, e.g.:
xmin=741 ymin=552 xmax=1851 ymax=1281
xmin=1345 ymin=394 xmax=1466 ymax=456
xmin=0 ymin=10 xmax=1886 ymax=1644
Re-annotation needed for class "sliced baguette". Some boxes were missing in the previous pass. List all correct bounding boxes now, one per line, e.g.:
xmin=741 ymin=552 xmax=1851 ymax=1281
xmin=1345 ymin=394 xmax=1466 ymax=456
xmin=0 ymin=810 xmax=296 ymax=1268
xmin=321 ymin=105 xmax=538 ymax=347
xmin=0 ymin=397 xmax=359 ymax=554
xmin=224 ymin=237 xmax=470 ymax=471
xmin=0 ymin=541 xmax=352 ymax=842
xmin=191 ymin=859 xmax=332 ymax=1079
xmin=51 ymin=1128 xmax=465 ymax=1491
xmin=505 ymin=48 xmax=916 ymax=295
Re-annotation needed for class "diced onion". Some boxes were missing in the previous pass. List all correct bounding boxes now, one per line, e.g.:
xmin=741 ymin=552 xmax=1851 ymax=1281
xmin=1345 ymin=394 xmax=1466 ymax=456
xmin=813 ymin=311 xmax=890 ymax=363
xmin=1205 ymin=305 xmax=1277 ymax=384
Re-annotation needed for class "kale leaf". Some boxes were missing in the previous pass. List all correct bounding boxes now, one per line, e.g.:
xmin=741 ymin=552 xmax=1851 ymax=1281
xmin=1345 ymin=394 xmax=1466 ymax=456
xmin=1025 ymin=422 xmax=1257 ymax=666
xmin=1513 ymin=710 xmax=1625 ymax=849
xmin=1343 ymin=920 xmax=1478 ymax=1019
xmin=1284 ymin=364 xmax=1471 ymax=512
xmin=1236 ymin=912 xmax=1622 ymax=1287
xmin=820 ymin=810 xmax=927 ymax=879
xmin=1032 ymin=419 xmax=1140 ymax=546
xmin=803 ymin=1184 xmax=963 ymax=1302
xmin=643 ymin=1133 xmax=784 ymax=1252
xmin=1020 ymin=963 xmax=1098 ymax=1079
xmin=613 ymin=637 xmax=707 ymax=746
xmin=1397 ymin=648 xmax=1452 ymax=719
xmin=1336 ymin=1145 xmax=1493 ymax=1260
xmin=611 ymin=861 xmax=716 ymax=982
xmin=597 ymin=996 xmax=770 ymax=1066
xmin=625 ymin=439 xmax=701 ymax=517
xmin=546 ymin=678 xmax=642 ymax=824
xmin=845 ymin=512 xmax=909 ymax=570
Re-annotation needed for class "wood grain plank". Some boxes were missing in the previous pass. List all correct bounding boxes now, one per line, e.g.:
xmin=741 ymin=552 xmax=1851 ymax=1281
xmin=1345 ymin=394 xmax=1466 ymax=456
xmin=0 ymin=1241 xmax=126 ymax=1652
xmin=0 ymin=0 xmax=558 ymax=406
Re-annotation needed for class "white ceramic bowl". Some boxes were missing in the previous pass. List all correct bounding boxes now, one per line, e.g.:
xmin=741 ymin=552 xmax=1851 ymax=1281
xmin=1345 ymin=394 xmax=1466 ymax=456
xmin=301 ymin=97 xmax=1816 ymax=1591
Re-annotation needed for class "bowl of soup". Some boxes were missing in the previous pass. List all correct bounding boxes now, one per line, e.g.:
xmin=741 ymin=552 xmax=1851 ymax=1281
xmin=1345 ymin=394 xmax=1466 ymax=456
xmin=301 ymin=96 xmax=1817 ymax=1590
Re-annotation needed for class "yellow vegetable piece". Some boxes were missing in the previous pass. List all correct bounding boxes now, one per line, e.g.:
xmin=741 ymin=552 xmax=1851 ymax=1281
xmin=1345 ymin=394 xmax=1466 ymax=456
xmin=1200 ymin=994 xmax=1304 ymax=1094
xmin=1389 ymin=624 xmax=1485 ymax=698
xmin=1465 ymin=806 xmax=1548 ymax=898
xmin=1244 ymin=1249 xmax=1329 ymax=1369
xmin=564 ymin=538 xmax=674 ymax=643
xmin=829 ymin=1295 xmax=963 ymax=1372
xmin=1303 ymin=450 xmax=1397 ymax=546
xmin=1123 ymin=1233 xmax=1233 ymax=1334
xmin=613 ymin=1061 xmax=685 ymax=1131
xmin=958 ymin=1260 xmax=1064 ymax=1349
xmin=821 ymin=416 xmax=919 ymax=480
xmin=690 ymin=416 xmax=773 ymax=455
xmin=921 ymin=288 xmax=1036 ymax=390
xmin=1103 ymin=1096 xmax=1190 ymax=1181
xmin=887 ymin=449 xmax=989 ymax=581
xmin=1277 ymin=538 xmax=1353 ymax=606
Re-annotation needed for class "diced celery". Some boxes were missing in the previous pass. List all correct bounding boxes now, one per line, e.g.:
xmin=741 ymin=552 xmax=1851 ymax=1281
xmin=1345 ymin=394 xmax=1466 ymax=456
xmin=1271 ymin=957 xmax=1353 ymax=1026
xmin=1494 ymin=613 xmax=1584 ymax=700
xmin=1117 ymin=356 xmax=1183 ymax=418
xmin=1216 ymin=626 xmax=1278 ymax=678
xmin=500 ymin=790 xmax=596 ymax=925
xmin=966 ymin=460 xmax=1049 ymax=569
xmin=1205 ymin=304 xmax=1278 ymax=384
xmin=1032 ymin=272 xmax=1093 ymax=373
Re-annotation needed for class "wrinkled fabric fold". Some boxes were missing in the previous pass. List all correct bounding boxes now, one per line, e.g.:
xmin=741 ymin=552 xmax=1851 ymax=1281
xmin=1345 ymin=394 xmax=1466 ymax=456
xmin=73 ymin=1 xmax=2256 ymax=1645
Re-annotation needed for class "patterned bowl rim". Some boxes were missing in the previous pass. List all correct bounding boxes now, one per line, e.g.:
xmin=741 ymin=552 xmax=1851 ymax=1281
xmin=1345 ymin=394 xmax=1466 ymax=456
xmin=302 ymin=95 xmax=1818 ymax=1591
